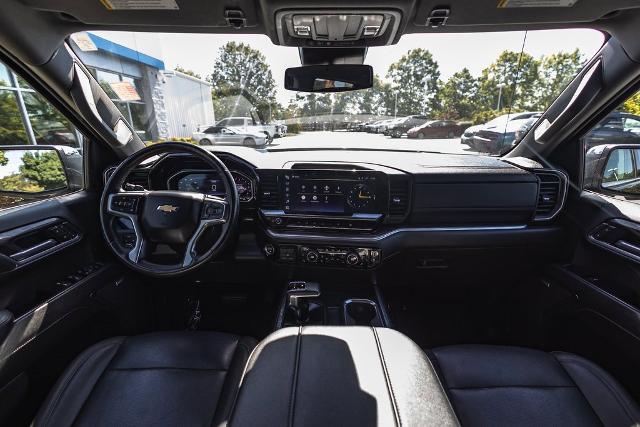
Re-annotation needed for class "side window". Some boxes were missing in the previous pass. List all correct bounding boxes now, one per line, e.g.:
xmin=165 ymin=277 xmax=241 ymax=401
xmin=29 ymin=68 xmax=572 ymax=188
xmin=227 ymin=118 xmax=244 ymax=126
xmin=0 ymin=61 xmax=84 ymax=210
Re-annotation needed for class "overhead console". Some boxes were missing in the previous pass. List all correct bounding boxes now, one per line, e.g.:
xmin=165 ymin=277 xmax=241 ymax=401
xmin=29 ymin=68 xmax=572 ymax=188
xmin=275 ymin=10 xmax=402 ymax=47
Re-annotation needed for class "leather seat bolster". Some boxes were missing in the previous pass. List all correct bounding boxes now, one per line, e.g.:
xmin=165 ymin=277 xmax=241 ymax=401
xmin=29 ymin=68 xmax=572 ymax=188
xmin=554 ymin=352 xmax=640 ymax=426
xmin=431 ymin=345 xmax=640 ymax=427
xmin=33 ymin=332 xmax=256 ymax=427
xmin=33 ymin=337 xmax=125 ymax=427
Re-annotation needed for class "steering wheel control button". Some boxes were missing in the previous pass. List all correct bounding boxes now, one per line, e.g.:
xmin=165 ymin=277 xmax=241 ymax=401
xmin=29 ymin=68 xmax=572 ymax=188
xmin=111 ymin=195 xmax=139 ymax=214
xmin=202 ymin=202 xmax=224 ymax=220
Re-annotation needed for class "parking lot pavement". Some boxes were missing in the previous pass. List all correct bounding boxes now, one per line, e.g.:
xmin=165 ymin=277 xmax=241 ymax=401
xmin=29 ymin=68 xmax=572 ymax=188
xmin=269 ymin=131 xmax=479 ymax=155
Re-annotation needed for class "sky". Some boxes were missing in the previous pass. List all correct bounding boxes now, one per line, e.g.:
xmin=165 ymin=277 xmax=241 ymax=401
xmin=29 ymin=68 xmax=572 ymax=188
xmin=96 ymin=29 xmax=604 ymax=105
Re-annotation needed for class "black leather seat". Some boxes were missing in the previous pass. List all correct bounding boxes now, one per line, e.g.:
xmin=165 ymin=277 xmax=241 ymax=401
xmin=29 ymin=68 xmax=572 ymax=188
xmin=430 ymin=345 xmax=640 ymax=427
xmin=33 ymin=331 xmax=256 ymax=427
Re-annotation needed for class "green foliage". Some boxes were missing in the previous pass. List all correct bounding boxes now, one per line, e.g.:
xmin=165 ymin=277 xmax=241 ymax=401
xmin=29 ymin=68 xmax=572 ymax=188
xmin=439 ymin=68 xmax=478 ymax=120
xmin=621 ymin=92 xmax=640 ymax=115
xmin=387 ymin=49 xmax=441 ymax=116
xmin=286 ymin=123 xmax=301 ymax=134
xmin=0 ymin=90 xmax=28 ymax=144
xmin=208 ymin=44 xmax=586 ymax=128
xmin=534 ymin=49 xmax=583 ymax=108
xmin=476 ymin=51 xmax=540 ymax=111
xmin=174 ymin=65 xmax=201 ymax=80
xmin=470 ymin=109 xmax=511 ymax=125
xmin=0 ymin=150 xmax=7 ymax=167
xmin=19 ymin=151 xmax=67 ymax=190
xmin=208 ymin=42 xmax=280 ymax=122
xmin=0 ymin=172 xmax=44 ymax=193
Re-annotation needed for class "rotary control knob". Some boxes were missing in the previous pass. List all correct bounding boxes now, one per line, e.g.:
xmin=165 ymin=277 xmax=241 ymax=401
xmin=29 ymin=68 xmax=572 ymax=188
xmin=306 ymin=250 xmax=319 ymax=263
xmin=346 ymin=252 xmax=360 ymax=266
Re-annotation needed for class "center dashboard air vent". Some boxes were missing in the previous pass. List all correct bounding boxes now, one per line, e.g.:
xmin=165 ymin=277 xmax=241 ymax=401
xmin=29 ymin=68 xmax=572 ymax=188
xmin=258 ymin=171 xmax=281 ymax=209
xmin=533 ymin=171 xmax=566 ymax=221
xmin=388 ymin=176 xmax=411 ymax=221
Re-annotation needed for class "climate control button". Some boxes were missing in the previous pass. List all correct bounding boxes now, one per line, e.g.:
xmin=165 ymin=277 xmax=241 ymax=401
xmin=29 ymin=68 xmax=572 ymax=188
xmin=345 ymin=252 xmax=360 ymax=266
xmin=306 ymin=250 xmax=319 ymax=263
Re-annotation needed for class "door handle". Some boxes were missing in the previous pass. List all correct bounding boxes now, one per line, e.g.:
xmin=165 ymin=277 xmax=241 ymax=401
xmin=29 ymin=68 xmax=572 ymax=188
xmin=10 ymin=239 xmax=57 ymax=262
xmin=614 ymin=240 xmax=640 ymax=258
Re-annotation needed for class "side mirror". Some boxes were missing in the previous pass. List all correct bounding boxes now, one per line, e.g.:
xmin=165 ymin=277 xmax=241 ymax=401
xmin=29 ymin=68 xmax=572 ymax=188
xmin=585 ymin=145 xmax=640 ymax=197
xmin=284 ymin=65 xmax=373 ymax=93
xmin=0 ymin=146 xmax=82 ymax=206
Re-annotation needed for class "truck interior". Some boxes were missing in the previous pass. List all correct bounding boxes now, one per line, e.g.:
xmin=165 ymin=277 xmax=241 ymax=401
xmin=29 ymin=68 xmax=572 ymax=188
xmin=1 ymin=0 xmax=640 ymax=425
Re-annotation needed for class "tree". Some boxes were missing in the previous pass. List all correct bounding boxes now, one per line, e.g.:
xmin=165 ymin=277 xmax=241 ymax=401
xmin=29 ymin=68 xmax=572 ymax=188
xmin=387 ymin=49 xmax=441 ymax=116
xmin=19 ymin=151 xmax=66 ymax=190
xmin=438 ymin=68 xmax=478 ymax=120
xmin=208 ymin=42 xmax=278 ymax=122
xmin=621 ymin=92 xmax=640 ymax=115
xmin=0 ymin=150 xmax=7 ymax=167
xmin=476 ymin=51 xmax=540 ymax=112
xmin=174 ymin=65 xmax=201 ymax=80
xmin=0 ymin=90 xmax=28 ymax=144
xmin=534 ymin=49 xmax=583 ymax=109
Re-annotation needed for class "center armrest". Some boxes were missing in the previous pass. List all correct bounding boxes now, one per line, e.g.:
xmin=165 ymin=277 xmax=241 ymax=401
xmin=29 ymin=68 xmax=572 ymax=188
xmin=228 ymin=326 xmax=459 ymax=427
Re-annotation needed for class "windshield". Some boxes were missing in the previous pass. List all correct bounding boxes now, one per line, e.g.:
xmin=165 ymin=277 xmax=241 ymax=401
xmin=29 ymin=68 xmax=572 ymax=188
xmin=70 ymin=29 xmax=603 ymax=155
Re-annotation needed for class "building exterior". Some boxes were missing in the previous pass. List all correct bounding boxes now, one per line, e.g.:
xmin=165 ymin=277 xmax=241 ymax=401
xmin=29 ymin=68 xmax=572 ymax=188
xmin=162 ymin=70 xmax=215 ymax=138
xmin=70 ymin=32 xmax=214 ymax=142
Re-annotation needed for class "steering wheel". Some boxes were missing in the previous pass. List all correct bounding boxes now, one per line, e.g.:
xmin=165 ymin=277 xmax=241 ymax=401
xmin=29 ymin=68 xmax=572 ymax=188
xmin=100 ymin=142 xmax=239 ymax=276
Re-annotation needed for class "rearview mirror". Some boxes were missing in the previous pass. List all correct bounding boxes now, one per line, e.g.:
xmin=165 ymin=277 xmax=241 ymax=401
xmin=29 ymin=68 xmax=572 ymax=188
xmin=284 ymin=65 xmax=373 ymax=93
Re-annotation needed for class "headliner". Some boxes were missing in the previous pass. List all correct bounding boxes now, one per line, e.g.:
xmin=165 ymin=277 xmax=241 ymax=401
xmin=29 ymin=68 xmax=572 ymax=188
xmin=3 ymin=0 xmax=640 ymax=65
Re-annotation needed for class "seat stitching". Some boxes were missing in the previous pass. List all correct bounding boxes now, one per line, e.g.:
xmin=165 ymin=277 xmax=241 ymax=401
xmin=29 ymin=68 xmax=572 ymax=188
xmin=555 ymin=354 xmax=638 ymax=424
xmin=288 ymin=327 xmax=302 ymax=427
xmin=208 ymin=336 xmax=244 ymax=427
xmin=41 ymin=338 xmax=122 ymax=427
xmin=109 ymin=366 xmax=229 ymax=372
xmin=225 ymin=338 xmax=262 ymax=427
xmin=372 ymin=327 xmax=401 ymax=427
xmin=422 ymin=350 xmax=461 ymax=425
xmin=448 ymin=385 xmax=578 ymax=390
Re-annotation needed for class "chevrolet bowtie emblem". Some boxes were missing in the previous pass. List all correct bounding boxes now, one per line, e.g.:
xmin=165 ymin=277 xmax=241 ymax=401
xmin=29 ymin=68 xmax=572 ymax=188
xmin=157 ymin=204 xmax=179 ymax=213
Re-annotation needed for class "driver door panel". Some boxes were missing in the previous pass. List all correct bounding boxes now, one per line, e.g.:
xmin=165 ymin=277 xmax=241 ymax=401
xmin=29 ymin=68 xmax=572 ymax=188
xmin=0 ymin=190 xmax=123 ymax=422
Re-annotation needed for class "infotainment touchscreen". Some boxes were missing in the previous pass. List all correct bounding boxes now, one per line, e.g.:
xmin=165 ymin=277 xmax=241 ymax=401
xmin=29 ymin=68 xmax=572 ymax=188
xmin=283 ymin=171 xmax=383 ymax=215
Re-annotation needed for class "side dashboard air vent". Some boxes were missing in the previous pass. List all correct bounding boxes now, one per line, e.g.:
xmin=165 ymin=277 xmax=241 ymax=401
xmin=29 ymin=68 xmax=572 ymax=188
xmin=534 ymin=171 xmax=566 ymax=221
xmin=258 ymin=171 xmax=281 ymax=209
xmin=388 ymin=176 xmax=411 ymax=219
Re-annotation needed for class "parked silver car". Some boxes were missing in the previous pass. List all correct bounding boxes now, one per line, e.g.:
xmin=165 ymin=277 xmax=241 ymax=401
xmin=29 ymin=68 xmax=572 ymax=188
xmin=192 ymin=126 xmax=267 ymax=147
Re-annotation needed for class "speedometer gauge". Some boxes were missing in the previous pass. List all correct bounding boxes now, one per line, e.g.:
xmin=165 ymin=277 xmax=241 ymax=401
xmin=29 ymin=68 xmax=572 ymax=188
xmin=231 ymin=171 xmax=254 ymax=202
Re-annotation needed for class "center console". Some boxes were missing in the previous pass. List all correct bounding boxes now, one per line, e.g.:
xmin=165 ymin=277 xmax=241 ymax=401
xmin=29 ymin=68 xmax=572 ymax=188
xmin=230 ymin=326 xmax=458 ymax=426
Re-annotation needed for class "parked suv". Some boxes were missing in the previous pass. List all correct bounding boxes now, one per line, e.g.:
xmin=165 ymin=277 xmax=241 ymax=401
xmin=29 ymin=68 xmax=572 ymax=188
xmin=461 ymin=112 xmax=541 ymax=148
xmin=386 ymin=115 xmax=430 ymax=138
xmin=407 ymin=120 xmax=469 ymax=139
xmin=583 ymin=111 xmax=640 ymax=150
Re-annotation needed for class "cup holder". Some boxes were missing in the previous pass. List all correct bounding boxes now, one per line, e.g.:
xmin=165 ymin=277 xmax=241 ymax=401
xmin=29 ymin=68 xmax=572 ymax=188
xmin=343 ymin=299 xmax=380 ymax=326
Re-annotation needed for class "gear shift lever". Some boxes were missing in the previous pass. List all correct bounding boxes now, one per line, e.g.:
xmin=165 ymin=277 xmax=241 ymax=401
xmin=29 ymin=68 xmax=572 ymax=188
xmin=286 ymin=281 xmax=321 ymax=324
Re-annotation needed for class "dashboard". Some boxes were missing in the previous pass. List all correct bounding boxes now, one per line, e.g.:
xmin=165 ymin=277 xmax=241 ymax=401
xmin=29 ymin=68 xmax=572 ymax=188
xmin=121 ymin=148 xmax=568 ymax=270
